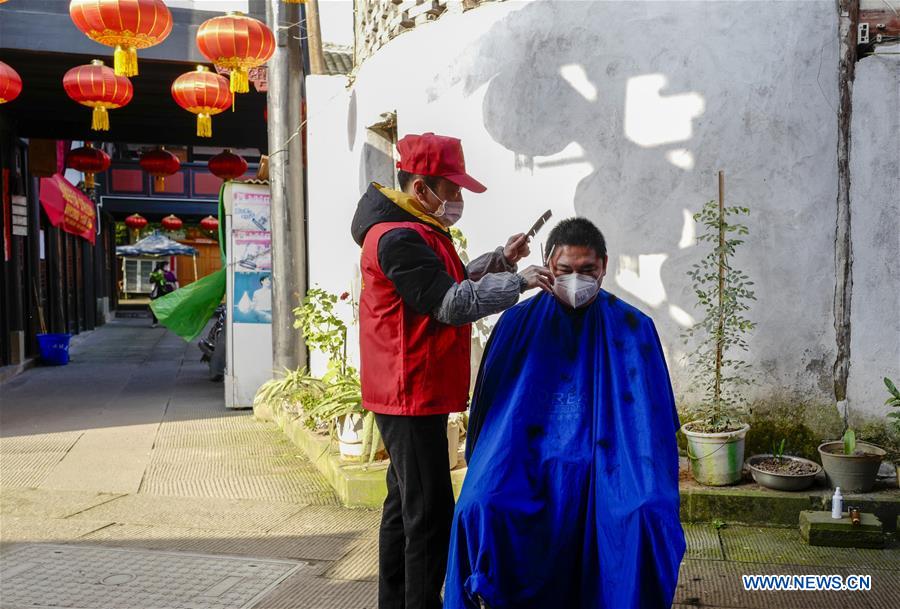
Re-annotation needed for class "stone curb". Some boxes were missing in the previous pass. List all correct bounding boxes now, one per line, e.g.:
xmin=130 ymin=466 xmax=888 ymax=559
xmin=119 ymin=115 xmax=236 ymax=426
xmin=256 ymin=401 xmax=466 ymax=508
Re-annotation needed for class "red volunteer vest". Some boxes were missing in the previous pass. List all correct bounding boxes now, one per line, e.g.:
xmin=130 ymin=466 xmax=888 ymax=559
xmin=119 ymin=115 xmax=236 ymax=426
xmin=359 ymin=221 xmax=471 ymax=416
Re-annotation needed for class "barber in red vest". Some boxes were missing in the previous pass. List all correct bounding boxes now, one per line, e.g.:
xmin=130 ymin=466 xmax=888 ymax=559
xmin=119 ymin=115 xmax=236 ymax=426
xmin=351 ymin=133 xmax=554 ymax=609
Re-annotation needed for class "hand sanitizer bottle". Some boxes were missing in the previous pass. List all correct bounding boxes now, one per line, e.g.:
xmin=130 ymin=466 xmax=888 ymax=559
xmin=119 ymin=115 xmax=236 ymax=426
xmin=831 ymin=487 xmax=843 ymax=519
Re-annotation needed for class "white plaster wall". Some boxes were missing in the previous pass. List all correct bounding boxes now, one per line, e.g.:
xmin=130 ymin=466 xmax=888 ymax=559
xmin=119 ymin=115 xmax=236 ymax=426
xmin=305 ymin=1 xmax=846 ymax=409
xmin=306 ymin=75 xmax=357 ymax=376
xmin=846 ymin=49 xmax=900 ymax=418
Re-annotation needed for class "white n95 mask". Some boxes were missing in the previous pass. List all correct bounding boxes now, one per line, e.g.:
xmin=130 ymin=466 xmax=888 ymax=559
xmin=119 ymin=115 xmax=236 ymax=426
xmin=553 ymin=273 xmax=600 ymax=308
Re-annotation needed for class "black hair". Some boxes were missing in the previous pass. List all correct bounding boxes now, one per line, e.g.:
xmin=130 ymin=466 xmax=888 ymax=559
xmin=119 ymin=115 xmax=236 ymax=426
xmin=545 ymin=217 xmax=607 ymax=261
xmin=397 ymin=170 xmax=441 ymax=192
xmin=154 ymin=261 xmax=168 ymax=270
xmin=259 ymin=275 xmax=270 ymax=285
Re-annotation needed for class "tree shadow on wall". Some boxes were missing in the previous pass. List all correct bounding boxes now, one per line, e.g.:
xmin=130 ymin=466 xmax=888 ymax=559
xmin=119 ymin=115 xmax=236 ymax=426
xmin=431 ymin=0 xmax=829 ymax=364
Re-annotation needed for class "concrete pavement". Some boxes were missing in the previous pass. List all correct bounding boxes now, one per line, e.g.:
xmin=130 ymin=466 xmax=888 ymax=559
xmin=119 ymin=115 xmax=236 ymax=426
xmin=1 ymin=318 xmax=898 ymax=608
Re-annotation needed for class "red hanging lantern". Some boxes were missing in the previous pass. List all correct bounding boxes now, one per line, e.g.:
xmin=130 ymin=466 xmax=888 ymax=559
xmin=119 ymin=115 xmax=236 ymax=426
xmin=65 ymin=143 xmax=110 ymax=190
xmin=171 ymin=66 xmax=232 ymax=138
xmin=196 ymin=12 xmax=275 ymax=96
xmin=63 ymin=60 xmax=133 ymax=131
xmin=140 ymin=148 xmax=180 ymax=192
xmin=69 ymin=0 xmax=173 ymax=77
xmin=0 ymin=61 xmax=23 ymax=104
xmin=208 ymin=149 xmax=248 ymax=181
xmin=124 ymin=213 xmax=147 ymax=230
xmin=161 ymin=214 xmax=183 ymax=231
xmin=200 ymin=215 xmax=219 ymax=232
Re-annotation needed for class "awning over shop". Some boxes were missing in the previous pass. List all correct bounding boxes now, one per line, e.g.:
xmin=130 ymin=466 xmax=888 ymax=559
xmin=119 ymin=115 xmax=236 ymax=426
xmin=116 ymin=231 xmax=198 ymax=257
xmin=39 ymin=174 xmax=96 ymax=244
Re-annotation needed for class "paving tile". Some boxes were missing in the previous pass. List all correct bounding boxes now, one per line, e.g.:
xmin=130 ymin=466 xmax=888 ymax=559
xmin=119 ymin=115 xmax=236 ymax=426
xmin=0 ymin=488 xmax=124 ymax=519
xmin=683 ymin=523 xmax=724 ymax=561
xmin=268 ymin=505 xmax=382 ymax=538
xmin=324 ymin=538 xmax=378 ymax=582
xmin=68 ymin=494 xmax=305 ymax=533
xmin=0 ymin=516 xmax=113 ymax=545
xmin=252 ymin=570 xmax=378 ymax=609
xmin=720 ymin=525 xmax=900 ymax=571
xmin=79 ymin=523 xmax=352 ymax=563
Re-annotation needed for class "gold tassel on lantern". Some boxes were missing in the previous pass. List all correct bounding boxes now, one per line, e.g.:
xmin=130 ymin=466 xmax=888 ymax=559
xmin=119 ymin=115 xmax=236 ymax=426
xmin=114 ymin=45 xmax=139 ymax=77
xmin=92 ymin=107 xmax=110 ymax=131
xmin=84 ymin=173 xmax=96 ymax=190
xmin=154 ymin=176 xmax=165 ymax=191
xmin=197 ymin=114 xmax=212 ymax=138
xmin=229 ymin=68 xmax=249 ymax=94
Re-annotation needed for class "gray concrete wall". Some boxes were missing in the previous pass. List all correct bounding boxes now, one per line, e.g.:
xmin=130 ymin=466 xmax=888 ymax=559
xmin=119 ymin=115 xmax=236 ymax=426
xmin=847 ymin=49 xmax=900 ymax=418
xmin=304 ymin=1 xmax=885 ymax=415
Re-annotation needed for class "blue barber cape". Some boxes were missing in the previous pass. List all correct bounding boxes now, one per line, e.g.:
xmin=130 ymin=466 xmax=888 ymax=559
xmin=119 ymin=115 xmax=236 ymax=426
xmin=445 ymin=290 xmax=685 ymax=609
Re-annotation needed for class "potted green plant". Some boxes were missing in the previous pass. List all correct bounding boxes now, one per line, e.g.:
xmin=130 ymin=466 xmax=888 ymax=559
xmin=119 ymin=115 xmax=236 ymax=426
xmin=294 ymin=288 xmax=383 ymax=462
xmin=818 ymin=426 xmax=886 ymax=493
xmin=746 ymin=439 xmax=822 ymax=491
xmin=681 ymin=172 xmax=755 ymax=486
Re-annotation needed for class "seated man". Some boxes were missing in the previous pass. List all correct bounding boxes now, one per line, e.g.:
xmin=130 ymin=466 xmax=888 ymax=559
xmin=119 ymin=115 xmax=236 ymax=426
xmin=444 ymin=218 xmax=685 ymax=609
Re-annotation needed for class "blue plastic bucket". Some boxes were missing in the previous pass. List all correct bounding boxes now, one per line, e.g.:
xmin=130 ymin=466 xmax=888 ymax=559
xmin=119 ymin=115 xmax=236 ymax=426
xmin=36 ymin=333 xmax=72 ymax=366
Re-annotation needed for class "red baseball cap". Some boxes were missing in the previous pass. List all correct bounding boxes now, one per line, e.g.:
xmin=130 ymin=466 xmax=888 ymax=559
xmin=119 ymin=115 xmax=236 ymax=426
xmin=396 ymin=133 xmax=487 ymax=193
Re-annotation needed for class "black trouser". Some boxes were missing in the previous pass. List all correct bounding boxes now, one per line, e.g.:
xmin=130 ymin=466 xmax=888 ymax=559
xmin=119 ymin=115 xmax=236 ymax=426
xmin=374 ymin=413 xmax=455 ymax=609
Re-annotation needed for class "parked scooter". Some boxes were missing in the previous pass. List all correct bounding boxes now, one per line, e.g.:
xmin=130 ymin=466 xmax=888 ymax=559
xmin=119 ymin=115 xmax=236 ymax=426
xmin=198 ymin=305 xmax=226 ymax=381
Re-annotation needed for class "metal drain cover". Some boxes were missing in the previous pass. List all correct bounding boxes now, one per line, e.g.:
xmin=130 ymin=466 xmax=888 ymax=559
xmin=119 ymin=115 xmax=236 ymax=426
xmin=0 ymin=544 xmax=304 ymax=609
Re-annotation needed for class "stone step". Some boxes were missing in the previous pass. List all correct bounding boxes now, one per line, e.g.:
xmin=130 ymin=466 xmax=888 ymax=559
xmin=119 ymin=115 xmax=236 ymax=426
xmin=799 ymin=510 xmax=884 ymax=548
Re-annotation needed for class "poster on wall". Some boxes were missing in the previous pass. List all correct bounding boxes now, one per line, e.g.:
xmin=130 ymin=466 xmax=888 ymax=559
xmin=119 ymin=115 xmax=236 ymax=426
xmin=234 ymin=230 xmax=272 ymax=271
xmin=232 ymin=189 xmax=271 ymax=232
xmin=233 ymin=270 xmax=272 ymax=324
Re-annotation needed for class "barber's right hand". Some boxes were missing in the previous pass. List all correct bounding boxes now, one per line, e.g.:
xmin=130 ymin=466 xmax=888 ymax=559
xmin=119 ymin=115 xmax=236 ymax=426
xmin=518 ymin=265 xmax=555 ymax=293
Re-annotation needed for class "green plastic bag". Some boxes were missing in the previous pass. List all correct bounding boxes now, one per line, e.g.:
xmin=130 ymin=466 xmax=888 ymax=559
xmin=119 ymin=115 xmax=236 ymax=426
xmin=150 ymin=267 xmax=226 ymax=341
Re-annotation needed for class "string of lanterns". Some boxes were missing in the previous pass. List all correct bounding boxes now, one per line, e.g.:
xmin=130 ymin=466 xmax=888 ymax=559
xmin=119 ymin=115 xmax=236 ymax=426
xmin=0 ymin=2 xmax=275 ymax=234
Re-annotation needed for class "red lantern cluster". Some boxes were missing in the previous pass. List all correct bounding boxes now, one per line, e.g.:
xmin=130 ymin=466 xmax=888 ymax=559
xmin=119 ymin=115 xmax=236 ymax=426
xmin=63 ymin=60 xmax=133 ymax=131
xmin=66 ymin=143 xmax=110 ymax=190
xmin=124 ymin=213 xmax=147 ymax=230
xmin=208 ymin=149 xmax=247 ymax=181
xmin=69 ymin=0 xmax=173 ymax=77
xmin=199 ymin=215 xmax=219 ymax=232
xmin=140 ymin=148 xmax=181 ymax=191
xmin=161 ymin=214 xmax=183 ymax=231
xmin=0 ymin=61 xmax=23 ymax=104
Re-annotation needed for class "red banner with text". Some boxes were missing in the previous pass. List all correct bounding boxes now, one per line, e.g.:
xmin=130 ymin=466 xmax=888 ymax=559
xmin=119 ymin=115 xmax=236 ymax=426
xmin=39 ymin=174 xmax=96 ymax=245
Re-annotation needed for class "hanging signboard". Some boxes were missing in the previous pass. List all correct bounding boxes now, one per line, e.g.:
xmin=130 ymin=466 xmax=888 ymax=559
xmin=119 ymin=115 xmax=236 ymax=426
xmin=11 ymin=195 xmax=28 ymax=237
xmin=38 ymin=174 xmax=96 ymax=244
